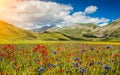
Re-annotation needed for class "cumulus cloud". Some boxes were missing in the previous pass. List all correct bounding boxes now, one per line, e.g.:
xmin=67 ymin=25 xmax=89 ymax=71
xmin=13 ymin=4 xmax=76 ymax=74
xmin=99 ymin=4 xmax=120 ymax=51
xmin=0 ymin=0 xmax=109 ymax=30
xmin=84 ymin=5 xmax=98 ymax=14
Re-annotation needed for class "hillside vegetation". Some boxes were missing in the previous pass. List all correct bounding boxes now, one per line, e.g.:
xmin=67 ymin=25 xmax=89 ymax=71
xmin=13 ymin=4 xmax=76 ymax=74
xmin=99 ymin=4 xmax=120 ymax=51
xmin=58 ymin=19 xmax=120 ymax=41
xmin=0 ymin=19 xmax=120 ymax=42
xmin=0 ymin=21 xmax=37 ymax=41
xmin=0 ymin=20 xmax=70 ymax=41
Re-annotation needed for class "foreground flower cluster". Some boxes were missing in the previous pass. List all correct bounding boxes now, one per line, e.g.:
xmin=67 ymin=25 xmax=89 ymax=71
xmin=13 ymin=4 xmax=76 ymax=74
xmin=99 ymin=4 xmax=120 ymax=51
xmin=0 ymin=43 xmax=120 ymax=75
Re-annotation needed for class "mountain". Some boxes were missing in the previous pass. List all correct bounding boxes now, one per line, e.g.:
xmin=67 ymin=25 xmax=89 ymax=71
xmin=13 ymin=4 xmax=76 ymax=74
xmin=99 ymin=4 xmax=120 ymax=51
xmin=32 ymin=25 xmax=55 ymax=32
xmin=0 ymin=20 xmax=37 ymax=41
xmin=33 ymin=18 xmax=120 ymax=41
xmin=57 ymin=23 xmax=99 ymax=41
xmin=57 ymin=19 xmax=120 ymax=41
xmin=0 ymin=18 xmax=120 ymax=42
xmin=94 ymin=19 xmax=120 ymax=41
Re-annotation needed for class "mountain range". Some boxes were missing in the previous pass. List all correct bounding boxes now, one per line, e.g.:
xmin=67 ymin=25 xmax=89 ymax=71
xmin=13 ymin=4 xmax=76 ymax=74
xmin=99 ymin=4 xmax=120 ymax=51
xmin=0 ymin=19 xmax=120 ymax=42
xmin=57 ymin=19 xmax=120 ymax=41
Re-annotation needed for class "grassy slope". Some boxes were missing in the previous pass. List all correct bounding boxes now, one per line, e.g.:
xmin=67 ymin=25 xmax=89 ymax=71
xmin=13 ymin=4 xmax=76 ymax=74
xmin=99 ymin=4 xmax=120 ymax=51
xmin=95 ymin=19 xmax=120 ymax=41
xmin=0 ymin=21 xmax=37 ymax=41
xmin=0 ymin=21 xmax=71 ymax=41
xmin=37 ymin=32 xmax=70 ymax=41
xmin=59 ymin=23 xmax=98 ymax=41
xmin=58 ymin=19 xmax=120 ymax=41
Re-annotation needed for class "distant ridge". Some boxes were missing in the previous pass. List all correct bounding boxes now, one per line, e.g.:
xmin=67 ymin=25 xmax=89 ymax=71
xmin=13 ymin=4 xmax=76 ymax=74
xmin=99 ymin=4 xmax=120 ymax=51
xmin=57 ymin=19 xmax=120 ymax=41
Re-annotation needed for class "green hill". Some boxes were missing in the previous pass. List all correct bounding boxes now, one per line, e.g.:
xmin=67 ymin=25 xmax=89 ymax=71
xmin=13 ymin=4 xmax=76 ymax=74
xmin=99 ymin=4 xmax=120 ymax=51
xmin=0 ymin=20 xmax=70 ymax=41
xmin=58 ymin=23 xmax=99 ymax=41
xmin=37 ymin=31 xmax=70 ymax=41
xmin=0 ymin=20 xmax=37 ymax=41
xmin=58 ymin=19 xmax=120 ymax=41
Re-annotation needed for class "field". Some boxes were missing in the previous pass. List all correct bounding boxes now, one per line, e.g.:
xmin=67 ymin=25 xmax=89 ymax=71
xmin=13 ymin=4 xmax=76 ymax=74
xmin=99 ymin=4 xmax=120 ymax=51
xmin=0 ymin=42 xmax=120 ymax=75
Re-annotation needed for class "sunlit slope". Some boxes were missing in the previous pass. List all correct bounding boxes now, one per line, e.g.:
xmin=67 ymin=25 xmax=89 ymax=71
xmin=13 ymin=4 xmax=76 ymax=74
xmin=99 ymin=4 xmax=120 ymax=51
xmin=0 ymin=20 xmax=70 ymax=41
xmin=0 ymin=20 xmax=37 ymax=41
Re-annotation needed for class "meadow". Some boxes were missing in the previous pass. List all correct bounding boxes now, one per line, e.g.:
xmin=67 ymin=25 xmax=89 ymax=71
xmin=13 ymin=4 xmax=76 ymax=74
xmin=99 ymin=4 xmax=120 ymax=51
xmin=0 ymin=42 xmax=120 ymax=75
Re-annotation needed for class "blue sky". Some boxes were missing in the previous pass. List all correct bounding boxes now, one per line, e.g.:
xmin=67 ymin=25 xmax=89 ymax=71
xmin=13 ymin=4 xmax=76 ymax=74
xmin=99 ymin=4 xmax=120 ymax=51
xmin=45 ymin=0 xmax=120 ymax=22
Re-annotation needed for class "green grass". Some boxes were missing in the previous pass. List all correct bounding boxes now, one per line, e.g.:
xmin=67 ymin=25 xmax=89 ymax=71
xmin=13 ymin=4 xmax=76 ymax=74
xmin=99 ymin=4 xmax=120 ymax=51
xmin=37 ymin=32 xmax=70 ymax=41
xmin=0 ymin=41 xmax=120 ymax=45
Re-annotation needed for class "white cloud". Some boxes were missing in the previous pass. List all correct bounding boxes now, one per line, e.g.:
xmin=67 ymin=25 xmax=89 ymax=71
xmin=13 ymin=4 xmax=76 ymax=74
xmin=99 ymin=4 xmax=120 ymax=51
xmin=98 ymin=23 xmax=109 ymax=26
xmin=85 ymin=5 xmax=98 ymax=14
xmin=0 ymin=0 xmax=109 ymax=30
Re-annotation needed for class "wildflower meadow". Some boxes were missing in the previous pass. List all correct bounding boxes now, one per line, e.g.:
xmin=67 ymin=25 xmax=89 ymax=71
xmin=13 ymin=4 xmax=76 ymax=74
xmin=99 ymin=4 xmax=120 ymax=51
xmin=0 ymin=43 xmax=120 ymax=75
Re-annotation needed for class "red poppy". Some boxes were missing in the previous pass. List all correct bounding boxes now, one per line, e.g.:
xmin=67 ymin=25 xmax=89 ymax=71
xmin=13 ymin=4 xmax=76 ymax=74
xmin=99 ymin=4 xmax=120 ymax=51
xmin=33 ymin=47 xmax=38 ymax=52
xmin=68 ymin=54 xmax=71 ymax=57
xmin=0 ymin=71 xmax=6 ymax=75
xmin=37 ymin=60 xmax=40 ymax=65
xmin=0 ymin=52 xmax=3 ymax=57
xmin=77 ymin=60 xmax=81 ymax=63
xmin=59 ymin=69 xmax=64 ymax=73
xmin=2 ymin=46 xmax=8 ymax=50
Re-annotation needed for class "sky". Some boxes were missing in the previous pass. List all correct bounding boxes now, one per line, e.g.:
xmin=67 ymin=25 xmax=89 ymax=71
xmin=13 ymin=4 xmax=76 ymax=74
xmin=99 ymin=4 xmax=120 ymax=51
xmin=48 ymin=0 xmax=120 ymax=21
xmin=0 ymin=0 xmax=119 ymax=30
